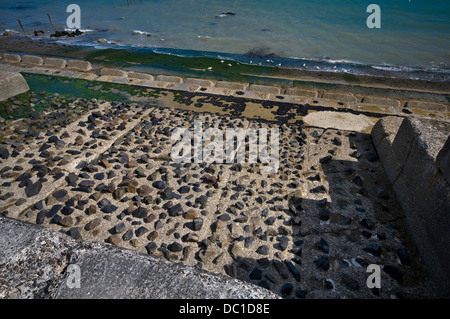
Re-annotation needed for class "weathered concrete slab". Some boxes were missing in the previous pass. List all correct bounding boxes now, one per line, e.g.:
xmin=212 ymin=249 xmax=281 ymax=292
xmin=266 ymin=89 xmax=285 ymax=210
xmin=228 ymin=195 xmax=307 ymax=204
xmin=67 ymin=60 xmax=92 ymax=71
xmin=437 ymin=136 xmax=450 ymax=184
xmin=185 ymin=78 xmax=214 ymax=87
xmin=371 ymin=116 xmax=404 ymax=181
xmin=100 ymin=68 xmax=128 ymax=78
xmin=2 ymin=53 xmax=21 ymax=63
xmin=285 ymin=87 xmax=318 ymax=98
xmin=128 ymin=72 xmax=154 ymax=80
xmin=0 ymin=216 xmax=279 ymax=299
xmin=156 ymin=75 xmax=183 ymax=84
xmin=249 ymin=84 xmax=281 ymax=95
xmin=407 ymin=100 xmax=448 ymax=112
xmin=216 ymin=81 xmax=248 ymax=91
xmin=21 ymin=55 xmax=44 ymax=66
xmin=0 ymin=71 xmax=30 ymax=101
xmin=362 ymin=96 xmax=401 ymax=108
xmin=44 ymin=58 xmax=67 ymax=69
xmin=321 ymin=91 xmax=357 ymax=103
xmin=371 ymin=117 xmax=450 ymax=297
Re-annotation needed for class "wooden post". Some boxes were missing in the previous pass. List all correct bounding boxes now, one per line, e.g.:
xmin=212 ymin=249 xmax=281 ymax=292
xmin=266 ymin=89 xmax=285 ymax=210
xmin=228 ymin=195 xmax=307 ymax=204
xmin=47 ymin=13 xmax=53 ymax=25
xmin=17 ymin=19 xmax=25 ymax=32
xmin=0 ymin=22 xmax=6 ymax=33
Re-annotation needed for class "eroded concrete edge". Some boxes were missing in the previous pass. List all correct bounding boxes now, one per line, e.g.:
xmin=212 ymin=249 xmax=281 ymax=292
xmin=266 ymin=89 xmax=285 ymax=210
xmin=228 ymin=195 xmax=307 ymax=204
xmin=371 ymin=116 xmax=450 ymax=297
xmin=0 ymin=216 xmax=280 ymax=299
xmin=1 ymin=52 xmax=449 ymax=119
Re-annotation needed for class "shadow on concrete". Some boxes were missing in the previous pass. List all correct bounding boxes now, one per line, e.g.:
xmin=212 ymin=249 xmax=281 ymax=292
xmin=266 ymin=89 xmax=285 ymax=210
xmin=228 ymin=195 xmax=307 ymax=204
xmin=216 ymin=129 xmax=432 ymax=299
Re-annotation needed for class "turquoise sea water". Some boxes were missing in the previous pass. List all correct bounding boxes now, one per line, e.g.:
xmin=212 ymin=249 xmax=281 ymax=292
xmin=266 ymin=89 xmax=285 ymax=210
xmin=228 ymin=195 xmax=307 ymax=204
xmin=1 ymin=0 xmax=449 ymax=80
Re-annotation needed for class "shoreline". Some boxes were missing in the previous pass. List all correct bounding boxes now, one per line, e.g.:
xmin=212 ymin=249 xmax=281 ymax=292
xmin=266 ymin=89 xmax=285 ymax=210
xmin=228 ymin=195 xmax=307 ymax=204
xmin=1 ymin=35 xmax=449 ymax=97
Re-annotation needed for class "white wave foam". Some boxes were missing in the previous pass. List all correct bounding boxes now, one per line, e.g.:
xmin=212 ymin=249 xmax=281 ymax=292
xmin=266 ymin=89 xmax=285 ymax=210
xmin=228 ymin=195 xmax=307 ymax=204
xmin=133 ymin=30 xmax=151 ymax=36
xmin=64 ymin=28 xmax=93 ymax=33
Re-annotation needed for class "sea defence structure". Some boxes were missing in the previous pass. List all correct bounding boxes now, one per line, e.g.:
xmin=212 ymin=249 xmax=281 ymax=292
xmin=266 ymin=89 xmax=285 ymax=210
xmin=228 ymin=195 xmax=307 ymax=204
xmin=0 ymin=71 xmax=29 ymax=102
xmin=372 ymin=117 xmax=450 ymax=297
xmin=0 ymin=216 xmax=279 ymax=299
xmin=0 ymin=53 xmax=449 ymax=299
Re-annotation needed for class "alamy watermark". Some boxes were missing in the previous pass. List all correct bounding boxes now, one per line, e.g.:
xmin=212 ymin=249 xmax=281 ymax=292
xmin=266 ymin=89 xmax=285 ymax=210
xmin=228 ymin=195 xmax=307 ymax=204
xmin=66 ymin=4 xmax=81 ymax=29
xmin=66 ymin=264 xmax=81 ymax=289
xmin=366 ymin=264 xmax=381 ymax=289
xmin=367 ymin=4 xmax=381 ymax=29
xmin=171 ymin=120 xmax=279 ymax=174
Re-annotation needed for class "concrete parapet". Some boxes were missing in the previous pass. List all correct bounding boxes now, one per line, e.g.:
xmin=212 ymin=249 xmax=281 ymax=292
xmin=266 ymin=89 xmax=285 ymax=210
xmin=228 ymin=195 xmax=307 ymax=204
xmin=21 ymin=55 xmax=44 ymax=66
xmin=185 ymin=78 xmax=214 ymax=87
xmin=406 ymin=100 xmax=448 ymax=112
xmin=128 ymin=72 xmax=154 ymax=80
xmin=285 ymin=87 xmax=318 ymax=98
xmin=371 ymin=116 xmax=450 ymax=297
xmin=0 ymin=216 xmax=279 ymax=299
xmin=249 ymin=84 xmax=281 ymax=95
xmin=437 ymin=136 xmax=450 ymax=184
xmin=156 ymin=75 xmax=183 ymax=84
xmin=216 ymin=81 xmax=248 ymax=91
xmin=2 ymin=53 xmax=21 ymax=63
xmin=0 ymin=71 xmax=30 ymax=101
xmin=100 ymin=68 xmax=128 ymax=78
xmin=67 ymin=60 xmax=92 ymax=71
xmin=321 ymin=91 xmax=357 ymax=103
xmin=362 ymin=96 xmax=401 ymax=108
xmin=44 ymin=58 xmax=67 ymax=69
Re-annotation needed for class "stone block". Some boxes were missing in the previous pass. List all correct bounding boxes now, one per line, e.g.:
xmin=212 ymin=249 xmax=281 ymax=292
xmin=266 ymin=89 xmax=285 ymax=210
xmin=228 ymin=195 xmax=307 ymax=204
xmin=0 ymin=71 xmax=30 ymax=101
xmin=100 ymin=68 xmax=128 ymax=77
xmin=407 ymin=100 xmax=448 ymax=112
xmin=321 ymin=91 xmax=357 ymax=103
xmin=44 ymin=58 xmax=67 ymax=68
xmin=285 ymin=87 xmax=318 ymax=98
xmin=67 ymin=60 xmax=92 ymax=71
xmin=185 ymin=78 xmax=214 ymax=87
xmin=21 ymin=55 xmax=44 ymax=66
xmin=362 ymin=96 xmax=401 ymax=108
xmin=156 ymin=75 xmax=183 ymax=83
xmin=215 ymin=81 xmax=248 ymax=91
xmin=128 ymin=72 xmax=154 ymax=80
xmin=2 ymin=53 xmax=21 ymax=63
xmin=249 ymin=84 xmax=281 ymax=95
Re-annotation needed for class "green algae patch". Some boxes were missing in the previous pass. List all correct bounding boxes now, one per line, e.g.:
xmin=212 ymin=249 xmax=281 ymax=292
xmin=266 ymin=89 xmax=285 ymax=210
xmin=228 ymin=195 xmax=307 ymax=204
xmin=0 ymin=73 xmax=166 ymax=120
xmin=85 ymin=48 xmax=278 ymax=83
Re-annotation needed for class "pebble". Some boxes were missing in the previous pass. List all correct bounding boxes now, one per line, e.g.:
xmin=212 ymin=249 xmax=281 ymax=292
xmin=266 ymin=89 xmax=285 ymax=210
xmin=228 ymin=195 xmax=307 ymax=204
xmin=315 ymin=255 xmax=330 ymax=271
xmin=363 ymin=243 xmax=382 ymax=257
xmin=0 ymin=146 xmax=10 ymax=160
xmin=168 ymin=242 xmax=183 ymax=252
xmin=135 ymin=226 xmax=149 ymax=237
xmin=122 ymin=229 xmax=133 ymax=241
xmin=280 ymin=283 xmax=293 ymax=296
xmin=256 ymin=245 xmax=269 ymax=255
xmin=25 ymin=180 xmax=42 ymax=197
xmin=383 ymin=265 xmax=402 ymax=282
xmin=285 ymin=260 xmax=301 ymax=281
xmin=249 ymin=268 xmax=262 ymax=280
xmin=397 ymin=248 xmax=411 ymax=265
xmin=106 ymin=234 xmax=121 ymax=246
xmin=168 ymin=204 xmax=184 ymax=217
xmin=146 ymin=242 xmax=157 ymax=254
xmin=341 ymin=273 xmax=360 ymax=291
xmin=85 ymin=218 xmax=101 ymax=231
xmin=58 ymin=216 xmax=73 ymax=227
xmin=193 ymin=217 xmax=204 ymax=231
xmin=152 ymin=180 xmax=166 ymax=189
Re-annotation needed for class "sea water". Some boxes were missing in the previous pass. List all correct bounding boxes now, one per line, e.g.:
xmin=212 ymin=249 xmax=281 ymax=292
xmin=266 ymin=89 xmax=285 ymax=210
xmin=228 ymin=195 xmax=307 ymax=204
xmin=0 ymin=0 xmax=449 ymax=80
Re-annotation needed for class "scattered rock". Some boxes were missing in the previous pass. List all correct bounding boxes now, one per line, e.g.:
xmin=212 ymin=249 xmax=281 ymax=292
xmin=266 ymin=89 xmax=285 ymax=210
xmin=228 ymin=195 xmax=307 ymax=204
xmin=25 ymin=181 xmax=42 ymax=197
xmin=0 ymin=146 xmax=10 ymax=160
xmin=315 ymin=255 xmax=330 ymax=271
